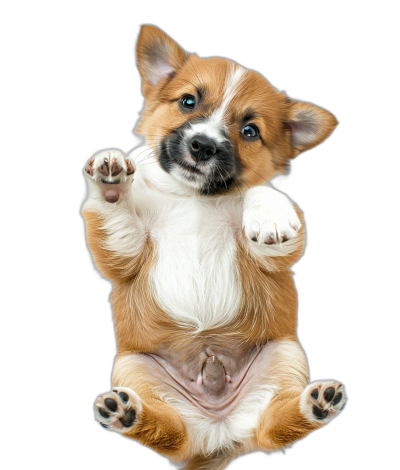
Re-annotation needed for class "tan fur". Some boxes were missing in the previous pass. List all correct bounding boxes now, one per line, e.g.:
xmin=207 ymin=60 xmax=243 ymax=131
xmin=258 ymin=391 xmax=321 ymax=450
xmin=256 ymin=340 xmax=318 ymax=450
xmin=84 ymin=25 xmax=341 ymax=467
xmin=113 ymin=354 xmax=189 ymax=458
xmin=83 ymin=209 xmax=148 ymax=281
xmin=183 ymin=452 xmax=235 ymax=470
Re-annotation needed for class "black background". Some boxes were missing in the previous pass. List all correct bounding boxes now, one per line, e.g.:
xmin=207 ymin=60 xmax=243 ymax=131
xmin=50 ymin=7 xmax=376 ymax=470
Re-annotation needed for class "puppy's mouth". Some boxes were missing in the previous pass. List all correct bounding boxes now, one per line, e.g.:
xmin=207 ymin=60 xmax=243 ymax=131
xmin=177 ymin=159 xmax=203 ymax=175
xmin=159 ymin=138 xmax=213 ymax=186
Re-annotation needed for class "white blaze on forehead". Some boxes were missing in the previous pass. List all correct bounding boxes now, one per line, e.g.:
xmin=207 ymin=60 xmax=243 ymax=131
xmin=184 ymin=64 xmax=247 ymax=144
xmin=213 ymin=64 xmax=247 ymax=123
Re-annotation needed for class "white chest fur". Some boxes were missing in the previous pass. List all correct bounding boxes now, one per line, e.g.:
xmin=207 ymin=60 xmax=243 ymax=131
xmin=148 ymin=194 xmax=243 ymax=330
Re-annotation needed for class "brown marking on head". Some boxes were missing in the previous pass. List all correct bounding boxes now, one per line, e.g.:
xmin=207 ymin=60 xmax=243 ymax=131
xmin=135 ymin=25 xmax=338 ymax=192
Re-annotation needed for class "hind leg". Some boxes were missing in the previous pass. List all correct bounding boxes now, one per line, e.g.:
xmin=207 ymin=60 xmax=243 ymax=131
xmin=94 ymin=353 xmax=189 ymax=460
xmin=256 ymin=340 xmax=347 ymax=450
xmin=258 ymin=381 xmax=346 ymax=450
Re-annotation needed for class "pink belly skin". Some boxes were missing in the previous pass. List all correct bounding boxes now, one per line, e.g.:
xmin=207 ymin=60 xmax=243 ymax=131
xmin=142 ymin=341 xmax=270 ymax=414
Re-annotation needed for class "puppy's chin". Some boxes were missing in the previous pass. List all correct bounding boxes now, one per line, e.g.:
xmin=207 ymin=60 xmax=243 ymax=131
xmin=169 ymin=164 xmax=210 ymax=191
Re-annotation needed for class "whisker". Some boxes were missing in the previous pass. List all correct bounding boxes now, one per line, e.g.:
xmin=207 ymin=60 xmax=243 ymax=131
xmin=136 ymin=149 xmax=156 ymax=163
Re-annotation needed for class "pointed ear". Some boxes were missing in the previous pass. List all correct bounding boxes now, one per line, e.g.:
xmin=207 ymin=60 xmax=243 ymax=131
xmin=285 ymin=100 xmax=338 ymax=156
xmin=136 ymin=25 xmax=188 ymax=95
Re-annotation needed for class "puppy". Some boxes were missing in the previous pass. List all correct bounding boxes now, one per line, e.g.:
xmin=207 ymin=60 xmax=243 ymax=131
xmin=83 ymin=25 xmax=346 ymax=470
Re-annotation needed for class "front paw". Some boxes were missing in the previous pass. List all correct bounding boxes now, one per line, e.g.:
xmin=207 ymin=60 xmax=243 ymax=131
xmin=243 ymin=188 xmax=301 ymax=245
xmin=94 ymin=387 xmax=142 ymax=433
xmin=84 ymin=149 xmax=135 ymax=203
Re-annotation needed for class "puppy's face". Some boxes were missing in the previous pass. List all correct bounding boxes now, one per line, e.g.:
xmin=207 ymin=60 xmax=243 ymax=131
xmin=136 ymin=26 xmax=337 ymax=194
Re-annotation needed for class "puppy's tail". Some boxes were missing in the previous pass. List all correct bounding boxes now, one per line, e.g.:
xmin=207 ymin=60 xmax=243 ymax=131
xmin=182 ymin=452 xmax=233 ymax=470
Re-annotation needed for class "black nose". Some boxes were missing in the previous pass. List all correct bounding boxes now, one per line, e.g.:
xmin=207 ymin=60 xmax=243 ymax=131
xmin=189 ymin=134 xmax=217 ymax=162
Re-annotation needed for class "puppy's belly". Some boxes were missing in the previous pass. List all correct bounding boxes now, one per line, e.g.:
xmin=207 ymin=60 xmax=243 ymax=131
xmin=142 ymin=342 xmax=267 ymax=412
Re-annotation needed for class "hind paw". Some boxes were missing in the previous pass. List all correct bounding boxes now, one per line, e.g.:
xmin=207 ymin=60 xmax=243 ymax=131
xmin=300 ymin=380 xmax=347 ymax=423
xmin=94 ymin=387 xmax=142 ymax=432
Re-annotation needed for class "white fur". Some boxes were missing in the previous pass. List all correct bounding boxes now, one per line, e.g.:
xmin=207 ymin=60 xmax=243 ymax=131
xmin=184 ymin=65 xmax=247 ymax=145
xmin=243 ymin=185 xmax=301 ymax=245
xmin=185 ymin=120 xmax=226 ymax=144
xmin=165 ymin=380 xmax=275 ymax=455
xmin=214 ymin=65 xmax=246 ymax=123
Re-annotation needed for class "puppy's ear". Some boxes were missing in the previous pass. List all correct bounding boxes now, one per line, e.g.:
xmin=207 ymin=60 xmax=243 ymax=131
xmin=285 ymin=100 xmax=338 ymax=157
xmin=136 ymin=25 xmax=188 ymax=96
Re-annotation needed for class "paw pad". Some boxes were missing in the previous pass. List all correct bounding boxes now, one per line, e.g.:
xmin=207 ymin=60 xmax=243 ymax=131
xmin=94 ymin=387 xmax=140 ymax=432
xmin=84 ymin=150 xmax=136 ymax=202
xmin=302 ymin=381 xmax=347 ymax=422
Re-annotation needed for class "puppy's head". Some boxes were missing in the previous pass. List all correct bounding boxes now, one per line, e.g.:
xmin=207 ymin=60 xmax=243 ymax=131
xmin=136 ymin=25 xmax=337 ymax=194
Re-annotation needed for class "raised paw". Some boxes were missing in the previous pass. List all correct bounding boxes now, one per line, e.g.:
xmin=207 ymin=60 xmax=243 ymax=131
xmin=84 ymin=149 xmax=136 ymax=203
xmin=94 ymin=386 xmax=142 ymax=432
xmin=300 ymin=381 xmax=347 ymax=423
xmin=243 ymin=187 xmax=301 ymax=245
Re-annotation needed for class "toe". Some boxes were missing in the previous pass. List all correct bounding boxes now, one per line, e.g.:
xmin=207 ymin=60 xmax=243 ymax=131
xmin=85 ymin=159 xmax=95 ymax=175
xmin=99 ymin=161 xmax=109 ymax=177
xmin=324 ymin=387 xmax=335 ymax=403
xmin=118 ymin=392 xmax=129 ymax=403
xmin=312 ymin=406 xmax=328 ymax=420
xmin=111 ymin=161 xmax=123 ymax=177
xmin=332 ymin=392 xmax=343 ymax=406
xmin=264 ymin=234 xmax=275 ymax=245
xmin=99 ymin=407 xmax=110 ymax=419
xmin=104 ymin=398 xmax=118 ymax=412
xmin=126 ymin=159 xmax=135 ymax=175
xmin=119 ymin=409 xmax=136 ymax=427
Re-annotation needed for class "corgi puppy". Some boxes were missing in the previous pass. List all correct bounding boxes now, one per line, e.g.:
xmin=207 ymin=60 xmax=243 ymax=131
xmin=83 ymin=25 xmax=346 ymax=470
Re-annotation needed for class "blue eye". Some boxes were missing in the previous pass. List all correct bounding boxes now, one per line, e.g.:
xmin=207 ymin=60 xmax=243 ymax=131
xmin=180 ymin=95 xmax=196 ymax=110
xmin=242 ymin=124 xmax=260 ymax=139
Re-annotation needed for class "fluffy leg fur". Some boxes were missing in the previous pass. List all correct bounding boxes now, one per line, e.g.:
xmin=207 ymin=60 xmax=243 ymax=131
xmin=258 ymin=389 xmax=320 ymax=449
xmin=82 ymin=149 xmax=149 ymax=282
xmin=110 ymin=354 xmax=189 ymax=460
xmin=251 ymin=339 xmax=347 ymax=450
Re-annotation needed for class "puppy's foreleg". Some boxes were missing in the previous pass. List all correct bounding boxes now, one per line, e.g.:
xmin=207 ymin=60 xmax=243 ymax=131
xmin=82 ymin=149 xmax=148 ymax=281
xmin=242 ymin=185 xmax=305 ymax=270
